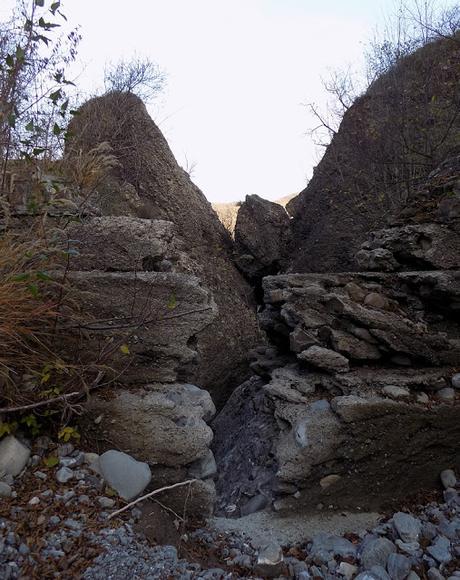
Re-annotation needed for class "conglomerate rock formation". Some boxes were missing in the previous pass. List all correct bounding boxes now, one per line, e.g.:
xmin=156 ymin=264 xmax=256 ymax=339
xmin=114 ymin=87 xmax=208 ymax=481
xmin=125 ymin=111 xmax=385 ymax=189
xmin=287 ymin=34 xmax=460 ymax=273
xmin=66 ymin=92 xmax=262 ymax=404
xmin=213 ymin=152 xmax=460 ymax=518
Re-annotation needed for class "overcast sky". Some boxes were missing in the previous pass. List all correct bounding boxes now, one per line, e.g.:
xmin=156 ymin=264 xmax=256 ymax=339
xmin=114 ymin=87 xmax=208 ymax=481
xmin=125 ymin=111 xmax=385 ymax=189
xmin=2 ymin=0 xmax=396 ymax=201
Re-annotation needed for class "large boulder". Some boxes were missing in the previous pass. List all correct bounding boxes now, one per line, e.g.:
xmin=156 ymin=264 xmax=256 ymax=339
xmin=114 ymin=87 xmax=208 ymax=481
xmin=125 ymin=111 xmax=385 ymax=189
xmin=66 ymin=92 xmax=261 ymax=404
xmin=234 ymin=194 xmax=290 ymax=280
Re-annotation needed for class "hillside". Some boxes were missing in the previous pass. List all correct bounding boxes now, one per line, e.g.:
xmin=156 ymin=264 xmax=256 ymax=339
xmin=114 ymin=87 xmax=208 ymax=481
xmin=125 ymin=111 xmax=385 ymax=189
xmin=287 ymin=34 xmax=460 ymax=272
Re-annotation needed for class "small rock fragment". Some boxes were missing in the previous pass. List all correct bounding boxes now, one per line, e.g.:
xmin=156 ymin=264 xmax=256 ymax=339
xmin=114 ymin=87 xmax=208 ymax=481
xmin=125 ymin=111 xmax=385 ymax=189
xmin=0 ymin=482 xmax=12 ymax=497
xmin=387 ymin=553 xmax=411 ymax=580
xmin=255 ymin=542 xmax=284 ymax=577
xmin=382 ymin=386 xmax=411 ymax=400
xmin=0 ymin=436 xmax=31 ymax=476
xmin=440 ymin=469 xmax=457 ymax=490
xmin=392 ymin=512 xmax=421 ymax=543
xmin=360 ymin=537 xmax=396 ymax=569
xmin=56 ymin=467 xmax=74 ymax=483
xmin=436 ymin=388 xmax=455 ymax=402
xmin=320 ymin=474 xmax=341 ymax=489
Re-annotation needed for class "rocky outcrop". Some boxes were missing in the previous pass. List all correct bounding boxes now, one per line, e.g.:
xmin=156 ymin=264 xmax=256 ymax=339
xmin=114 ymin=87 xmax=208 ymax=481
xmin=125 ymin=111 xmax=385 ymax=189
xmin=287 ymin=36 xmax=460 ymax=273
xmin=62 ymin=217 xmax=217 ymax=385
xmin=234 ymin=194 xmax=290 ymax=280
xmin=66 ymin=92 xmax=261 ymax=403
xmin=84 ymin=382 xmax=217 ymax=516
xmin=213 ymin=269 xmax=460 ymax=516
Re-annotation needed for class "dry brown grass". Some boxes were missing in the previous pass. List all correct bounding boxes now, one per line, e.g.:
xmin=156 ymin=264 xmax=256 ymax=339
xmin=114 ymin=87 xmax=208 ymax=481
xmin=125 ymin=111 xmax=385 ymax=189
xmin=61 ymin=141 xmax=119 ymax=196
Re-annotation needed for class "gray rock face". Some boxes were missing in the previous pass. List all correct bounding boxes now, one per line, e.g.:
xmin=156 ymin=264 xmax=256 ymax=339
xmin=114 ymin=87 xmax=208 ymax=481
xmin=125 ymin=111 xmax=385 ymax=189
xmin=68 ymin=267 xmax=217 ymax=386
xmin=357 ymin=224 xmax=460 ymax=272
xmin=99 ymin=450 xmax=151 ymax=501
xmin=0 ymin=436 xmax=30 ymax=477
xmin=67 ymin=92 xmax=261 ymax=404
xmin=212 ymin=270 xmax=460 ymax=514
xmin=234 ymin=194 xmax=290 ymax=280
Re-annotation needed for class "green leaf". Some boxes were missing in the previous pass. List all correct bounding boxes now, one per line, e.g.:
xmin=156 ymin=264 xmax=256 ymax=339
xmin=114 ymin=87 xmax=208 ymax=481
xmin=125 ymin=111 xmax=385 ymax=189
xmin=167 ymin=293 xmax=177 ymax=310
xmin=7 ymin=114 xmax=16 ymax=128
xmin=35 ymin=0 xmax=45 ymax=6
xmin=27 ymin=283 xmax=40 ymax=298
xmin=12 ymin=273 xmax=30 ymax=282
xmin=25 ymin=120 xmax=34 ymax=132
xmin=49 ymin=89 xmax=62 ymax=103
xmin=52 ymin=123 xmax=62 ymax=136
xmin=43 ymin=455 xmax=59 ymax=468
xmin=36 ymin=271 xmax=52 ymax=281
xmin=32 ymin=147 xmax=46 ymax=156
xmin=120 ymin=344 xmax=130 ymax=355
xmin=5 ymin=54 xmax=14 ymax=68
xmin=50 ymin=1 xmax=61 ymax=13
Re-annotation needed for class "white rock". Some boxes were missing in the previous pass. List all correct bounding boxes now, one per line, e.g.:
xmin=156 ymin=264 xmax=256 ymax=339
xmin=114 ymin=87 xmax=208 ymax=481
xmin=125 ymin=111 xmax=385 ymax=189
xmin=338 ymin=561 xmax=358 ymax=579
xmin=440 ymin=469 xmax=457 ymax=490
xmin=99 ymin=450 xmax=151 ymax=501
xmin=0 ymin=436 xmax=31 ymax=476
xmin=28 ymin=496 xmax=40 ymax=505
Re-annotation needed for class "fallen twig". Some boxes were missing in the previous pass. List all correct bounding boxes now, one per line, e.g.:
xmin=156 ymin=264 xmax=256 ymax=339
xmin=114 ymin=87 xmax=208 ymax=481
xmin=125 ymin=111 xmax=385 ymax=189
xmin=0 ymin=370 xmax=104 ymax=414
xmin=108 ymin=479 xmax=197 ymax=519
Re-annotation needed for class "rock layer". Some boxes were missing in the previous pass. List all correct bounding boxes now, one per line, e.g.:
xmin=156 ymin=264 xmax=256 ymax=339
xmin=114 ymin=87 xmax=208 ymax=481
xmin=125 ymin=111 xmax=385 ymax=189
xmin=213 ymin=268 xmax=460 ymax=516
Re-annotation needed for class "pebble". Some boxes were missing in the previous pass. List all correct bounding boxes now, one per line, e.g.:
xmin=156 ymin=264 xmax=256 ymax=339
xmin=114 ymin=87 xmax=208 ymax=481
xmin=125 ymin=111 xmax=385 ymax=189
xmin=338 ymin=561 xmax=358 ymax=579
xmin=382 ymin=385 xmax=411 ymax=400
xmin=255 ymin=541 xmax=284 ymax=577
xmin=393 ymin=511 xmax=421 ymax=543
xmin=98 ymin=497 xmax=115 ymax=509
xmin=440 ymin=469 xmax=457 ymax=489
xmin=427 ymin=535 xmax=452 ymax=564
xmin=387 ymin=553 xmax=411 ymax=580
xmin=360 ymin=537 xmax=396 ymax=569
xmin=451 ymin=373 xmax=460 ymax=389
xmin=436 ymin=388 xmax=455 ymax=402
xmin=0 ymin=482 xmax=12 ymax=498
xmin=56 ymin=467 xmax=74 ymax=483
xmin=57 ymin=443 xmax=74 ymax=457
xmin=319 ymin=474 xmax=341 ymax=489
xmin=28 ymin=496 xmax=40 ymax=506
xmin=34 ymin=470 xmax=47 ymax=480
xmin=427 ymin=569 xmax=445 ymax=580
